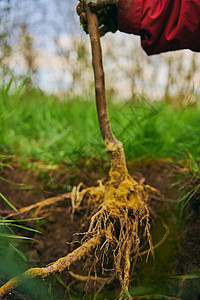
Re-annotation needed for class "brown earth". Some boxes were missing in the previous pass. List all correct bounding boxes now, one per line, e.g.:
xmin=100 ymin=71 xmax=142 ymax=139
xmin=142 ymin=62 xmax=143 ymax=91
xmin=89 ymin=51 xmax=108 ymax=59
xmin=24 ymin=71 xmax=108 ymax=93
xmin=0 ymin=159 xmax=199 ymax=300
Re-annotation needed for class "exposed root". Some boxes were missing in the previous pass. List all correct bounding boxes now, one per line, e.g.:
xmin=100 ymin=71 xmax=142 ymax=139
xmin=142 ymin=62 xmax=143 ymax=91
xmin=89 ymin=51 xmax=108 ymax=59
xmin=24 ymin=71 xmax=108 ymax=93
xmin=0 ymin=235 xmax=101 ymax=298
xmin=68 ymin=271 xmax=108 ymax=282
xmin=0 ymin=153 xmax=158 ymax=299
xmin=71 ymin=165 xmax=157 ymax=297
xmin=4 ymin=193 xmax=71 ymax=219
xmin=134 ymin=219 xmax=169 ymax=259
xmin=118 ymin=287 xmax=132 ymax=300
xmin=71 ymin=182 xmax=83 ymax=215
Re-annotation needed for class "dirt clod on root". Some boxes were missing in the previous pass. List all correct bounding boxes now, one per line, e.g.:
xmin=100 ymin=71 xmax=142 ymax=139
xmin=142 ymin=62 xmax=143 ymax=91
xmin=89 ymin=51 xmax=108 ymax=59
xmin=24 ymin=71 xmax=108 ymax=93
xmin=72 ymin=165 xmax=157 ymax=295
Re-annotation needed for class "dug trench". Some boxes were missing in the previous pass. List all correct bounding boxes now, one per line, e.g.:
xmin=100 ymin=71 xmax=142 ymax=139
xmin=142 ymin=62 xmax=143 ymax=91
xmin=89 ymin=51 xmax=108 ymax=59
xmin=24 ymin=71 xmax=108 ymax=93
xmin=0 ymin=159 xmax=199 ymax=300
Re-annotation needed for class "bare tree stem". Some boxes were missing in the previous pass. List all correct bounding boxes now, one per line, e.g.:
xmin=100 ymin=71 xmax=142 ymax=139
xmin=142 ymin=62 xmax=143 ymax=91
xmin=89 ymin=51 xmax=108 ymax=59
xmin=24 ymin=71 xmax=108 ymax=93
xmin=85 ymin=2 xmax=128 ymax=181
xmin=85 ymin=3 xmax=116 ymax=144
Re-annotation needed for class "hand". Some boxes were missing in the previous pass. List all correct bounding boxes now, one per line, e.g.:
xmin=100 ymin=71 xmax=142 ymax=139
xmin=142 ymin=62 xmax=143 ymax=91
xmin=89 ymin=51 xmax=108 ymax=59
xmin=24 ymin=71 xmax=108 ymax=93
xmin=88 ymin=0 xmax=118 ymax=10
xmin=77 ymin=0 xmax=118 ymax=36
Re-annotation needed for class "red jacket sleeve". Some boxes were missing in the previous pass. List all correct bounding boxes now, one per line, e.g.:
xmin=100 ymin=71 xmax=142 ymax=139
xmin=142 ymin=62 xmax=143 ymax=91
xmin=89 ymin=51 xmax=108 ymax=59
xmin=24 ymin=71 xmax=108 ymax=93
xmin=117 ymin=0 xmax=200 ymax=55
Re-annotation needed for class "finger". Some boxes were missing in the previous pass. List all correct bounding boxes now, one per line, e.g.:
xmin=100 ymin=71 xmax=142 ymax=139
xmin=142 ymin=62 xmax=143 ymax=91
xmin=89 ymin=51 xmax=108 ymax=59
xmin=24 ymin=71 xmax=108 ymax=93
xmin=76 ymin=2 xmax=84 ymax=15
xmin=89 ymin=2 xmax=105 ymax=11
xmin=88 ymin=0 xmax=112 ymax=11
xmin=79 ymin=11 xmax=87 ymax=24
xmin=99 ymin=24 xmax=111 ymax=36
xmin=104 ymin=6 xmax=118 ymax=32
xmin=96 ymin=7 xmax=110 ymax=18
xmin=106 ymin=15 xmax=117 ymax=32
xmin=98 ymin=16 xmax=106 ymax=27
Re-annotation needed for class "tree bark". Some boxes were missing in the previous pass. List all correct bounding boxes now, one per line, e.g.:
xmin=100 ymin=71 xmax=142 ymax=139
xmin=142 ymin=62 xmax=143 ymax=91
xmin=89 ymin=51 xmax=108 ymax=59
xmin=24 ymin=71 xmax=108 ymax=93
xmin=85 ymin=2 xmax=128 ymax=181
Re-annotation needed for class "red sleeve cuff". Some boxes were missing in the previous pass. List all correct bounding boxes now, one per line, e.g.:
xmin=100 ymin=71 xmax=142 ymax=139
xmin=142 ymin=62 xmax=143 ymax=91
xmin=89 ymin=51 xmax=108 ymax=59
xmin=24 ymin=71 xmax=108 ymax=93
xmin=117 ymin=0 xmax=200 ymax=55
xmin=118 ymin=0 xmax=143 ymax=35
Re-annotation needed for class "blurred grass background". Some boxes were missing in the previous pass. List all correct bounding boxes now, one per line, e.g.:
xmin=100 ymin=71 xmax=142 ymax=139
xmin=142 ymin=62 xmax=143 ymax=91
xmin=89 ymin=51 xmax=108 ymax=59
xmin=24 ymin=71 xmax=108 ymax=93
xmin=1 ymin=81 xmax=200 ymax=166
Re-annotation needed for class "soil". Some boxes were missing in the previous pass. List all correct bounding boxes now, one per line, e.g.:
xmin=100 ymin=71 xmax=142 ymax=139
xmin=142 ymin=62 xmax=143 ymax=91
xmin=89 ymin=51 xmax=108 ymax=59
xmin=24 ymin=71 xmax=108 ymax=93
xmin=0 ymin=159 xmax=199 ymax=300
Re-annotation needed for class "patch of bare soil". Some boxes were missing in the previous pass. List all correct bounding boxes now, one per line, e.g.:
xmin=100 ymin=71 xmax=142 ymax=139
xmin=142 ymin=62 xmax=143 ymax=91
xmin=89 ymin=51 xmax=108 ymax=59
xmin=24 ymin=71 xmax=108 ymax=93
xmin=0 ymin=159 xmax=199 ymax=299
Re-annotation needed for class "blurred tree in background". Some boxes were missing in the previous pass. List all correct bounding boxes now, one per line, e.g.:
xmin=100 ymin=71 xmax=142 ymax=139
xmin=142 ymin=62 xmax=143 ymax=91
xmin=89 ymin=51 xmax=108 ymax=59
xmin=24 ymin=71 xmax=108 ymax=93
xmin=19 ymin=23 xmax=37 ymax=85
xmin=0 ymin=0 xmax=199 ymax=100
xmin=0 ymin=0 xmax=12 ymax=78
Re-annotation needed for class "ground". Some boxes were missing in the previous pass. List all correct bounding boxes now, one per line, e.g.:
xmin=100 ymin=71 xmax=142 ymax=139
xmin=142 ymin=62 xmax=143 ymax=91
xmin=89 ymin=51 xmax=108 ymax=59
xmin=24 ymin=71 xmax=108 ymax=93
xmin=0 ymin=159 xmax=199 ymax=300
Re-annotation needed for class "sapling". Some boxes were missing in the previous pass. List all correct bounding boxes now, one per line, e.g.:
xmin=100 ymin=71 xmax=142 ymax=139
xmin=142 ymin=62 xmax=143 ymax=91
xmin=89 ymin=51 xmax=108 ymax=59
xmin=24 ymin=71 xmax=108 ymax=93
xmin=0 ymin=2 xmax=156 ymax=299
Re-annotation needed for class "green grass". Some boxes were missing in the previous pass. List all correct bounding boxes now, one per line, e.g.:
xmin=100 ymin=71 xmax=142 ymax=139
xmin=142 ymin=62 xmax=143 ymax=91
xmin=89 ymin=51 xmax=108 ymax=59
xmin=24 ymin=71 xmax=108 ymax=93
xmin=0 ymin=83 xmax=200 ymax=166
xmin=0 ymin=82 xmax=199 ymax=300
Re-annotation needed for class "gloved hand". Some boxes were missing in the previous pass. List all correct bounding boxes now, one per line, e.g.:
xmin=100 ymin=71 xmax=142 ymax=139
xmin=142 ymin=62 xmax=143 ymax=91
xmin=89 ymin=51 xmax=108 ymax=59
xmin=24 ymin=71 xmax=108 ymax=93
xmin=77 ymin=0 xmax=118 ymax=36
